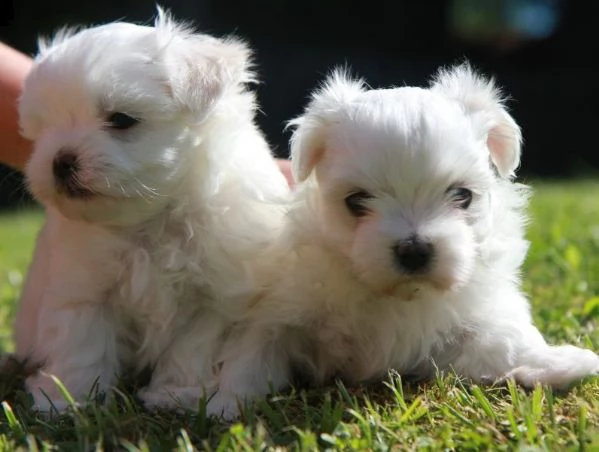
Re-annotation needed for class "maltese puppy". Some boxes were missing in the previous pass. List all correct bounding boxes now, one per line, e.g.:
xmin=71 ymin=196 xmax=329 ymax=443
xmin=15 ymin=9 xmax=288 ymax=412
xmin=208 ymin=65 xmax=599 ymax=419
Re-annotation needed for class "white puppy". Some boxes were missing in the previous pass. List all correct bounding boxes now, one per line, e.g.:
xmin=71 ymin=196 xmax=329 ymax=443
xmin=209 ymin=65 xmax=599 ymax=419
xmin=15 ymin=10 xmax=288 ymax=412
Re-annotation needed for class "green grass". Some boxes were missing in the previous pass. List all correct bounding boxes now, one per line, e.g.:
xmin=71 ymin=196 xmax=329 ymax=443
xmin=1 ymin=181 xmax=599 ymax=451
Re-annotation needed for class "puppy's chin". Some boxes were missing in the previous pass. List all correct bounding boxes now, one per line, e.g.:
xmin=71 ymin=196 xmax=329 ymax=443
xmin=48 ymin=193 xmax=167 ymax=227
xmin=390 ymin=282 xmax=428 ymax=302
xmin=361 ymin=272 xmax=462 ymax=302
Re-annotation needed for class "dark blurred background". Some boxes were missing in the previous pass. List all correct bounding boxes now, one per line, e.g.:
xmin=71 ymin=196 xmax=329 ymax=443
xmin=0 ymin=0 xmax=597 ymax=207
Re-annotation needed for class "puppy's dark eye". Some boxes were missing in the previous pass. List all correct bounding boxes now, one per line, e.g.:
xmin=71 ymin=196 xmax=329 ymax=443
xmin=448 ymin=187 xmax=473 ymax=209
xmin=106 ymin=112 xmax=140 ymax=130
xmin=345 ymin=190 xmax=373 ymax=217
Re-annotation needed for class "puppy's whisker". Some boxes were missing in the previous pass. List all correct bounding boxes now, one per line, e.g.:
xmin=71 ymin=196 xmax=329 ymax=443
xmin=118 ymin=183 xmax=128 ymax=197
xmin=114 ymin=178 xmax=161 ymax=203
xmin=136 ymin=185 xmax=158 ymax=203
xmin=67 ymin=173 xmax=97 ymax=196
xmin=133 ymin=177 xmax=163 ymax=198
xmin=132 ymin=187 xmax=146 ymax=202
xmin=129 ymin=184 xmax=159 ymax=202
xmin=72 ymin=172 xmax=85 ymax=186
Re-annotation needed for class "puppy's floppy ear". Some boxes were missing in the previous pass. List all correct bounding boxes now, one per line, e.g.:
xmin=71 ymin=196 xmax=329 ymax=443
xmin=431 ymin=64 xmax=522 ymax=179
xmin=288 ymin=69 xmax=365 ymax=182
xmin=155 ymin=7 xmax=254 ymax=116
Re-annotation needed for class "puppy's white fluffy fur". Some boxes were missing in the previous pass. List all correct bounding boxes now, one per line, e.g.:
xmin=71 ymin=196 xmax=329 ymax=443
xmin=16 ymin=10 xmax=288 ymax=412
xmin=209 ymin=65 xmax=599 ymax=419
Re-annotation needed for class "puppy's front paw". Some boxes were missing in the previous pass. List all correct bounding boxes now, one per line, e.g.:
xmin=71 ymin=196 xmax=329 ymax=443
xmin=506 ymin=346 xmax=599 ymax=389
xmin=26 ymin=373 xmax=74 ymax=414
xmin=139 ymin=385 xmax=207 ymax=413
xmin=206 ymin=392 xmax=242 ymax=421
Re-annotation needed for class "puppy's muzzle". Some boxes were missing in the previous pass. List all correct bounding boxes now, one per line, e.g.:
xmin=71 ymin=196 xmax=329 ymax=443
xmin=53 ymin=149 xmax=92 ymax=198
xmin=393 ymin=236 xmax=434 ymax=274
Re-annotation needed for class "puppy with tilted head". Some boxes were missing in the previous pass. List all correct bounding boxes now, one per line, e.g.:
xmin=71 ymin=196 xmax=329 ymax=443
xmin=15 ymin=8 xmax=289 ymax=412
xmin=208 ymin=65 xmax=599 ymax=419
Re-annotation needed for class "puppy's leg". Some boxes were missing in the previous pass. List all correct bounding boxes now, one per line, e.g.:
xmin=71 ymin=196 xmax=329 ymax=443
xmin=15 ymin=221 xmax=51 ymax=360
xmin=505 ymin=342 xmax=599 ymax=389
xmin=206 ymin=327 xmax=290 ymax=420
xmin=450 ymin=303 xmax=599 ymax=389
xmin=23 ymin=221 xmax=121 ymax=413
xmin=499 ymin=322 xmax=599 ymax=388
xmin=26 ymin=300 xmax=119 ymax=412
xmin=138 ymin=310 xmax=227 ymax=412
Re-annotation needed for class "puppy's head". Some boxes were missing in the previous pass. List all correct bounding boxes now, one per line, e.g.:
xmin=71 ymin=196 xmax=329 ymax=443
xmin=290 ymin=65 xmax=521 ymax=299
xmin=19 ymin=8 xmax=253 ymax=225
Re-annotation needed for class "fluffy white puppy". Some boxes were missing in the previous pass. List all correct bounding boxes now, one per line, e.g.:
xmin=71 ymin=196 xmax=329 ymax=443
xmin=208 ymin=65 xmax=599 ymax=419
xmin=15 ymin=10 xmax=288 ymax=412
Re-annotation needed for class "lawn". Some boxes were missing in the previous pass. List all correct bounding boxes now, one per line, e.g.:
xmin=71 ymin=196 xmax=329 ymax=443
xmin=0 ymin=181 xmax=598 ymax=451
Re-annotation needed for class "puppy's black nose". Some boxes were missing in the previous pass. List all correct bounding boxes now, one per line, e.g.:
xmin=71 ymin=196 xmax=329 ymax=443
xmin=393 ymin=237 xmax=434 ymax=274
xmin=53 ymin=150 xmax=79 ymax=183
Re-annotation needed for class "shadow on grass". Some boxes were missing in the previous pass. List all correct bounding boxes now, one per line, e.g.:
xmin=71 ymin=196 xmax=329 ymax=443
xmin=0 ymin=361 xmax=435 ymax=450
